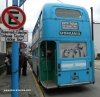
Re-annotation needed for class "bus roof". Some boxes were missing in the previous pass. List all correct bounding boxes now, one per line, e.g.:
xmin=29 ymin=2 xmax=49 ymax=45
xmin=42 ymin=3 xmax=89 ymax=19
xmin=43 ymin=3 xmax=85 ymax=9
xmin=43 ymin=3 xmax=86 ymax=10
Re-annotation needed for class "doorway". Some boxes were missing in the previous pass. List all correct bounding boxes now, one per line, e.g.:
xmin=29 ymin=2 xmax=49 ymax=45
xmin=40 ymin=41 xmax=57 ymax=88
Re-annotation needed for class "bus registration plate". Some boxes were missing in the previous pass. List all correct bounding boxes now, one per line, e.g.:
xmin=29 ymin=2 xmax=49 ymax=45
xmin=62 ymin=22 xmax=78 ymax=30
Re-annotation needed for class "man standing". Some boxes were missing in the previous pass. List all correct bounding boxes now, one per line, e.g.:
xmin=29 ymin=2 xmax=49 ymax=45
xmin=5 ymin=54 xmax=11 ymax=75
xmin=19 ymin=52 xmax=27 ymax=76
xmin=22 ymin=54 xmax=27 ymax=76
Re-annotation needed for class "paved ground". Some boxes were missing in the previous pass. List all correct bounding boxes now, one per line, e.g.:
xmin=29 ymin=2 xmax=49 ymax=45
xmin=0 ymin=62 xmax=44 ymax=97
xmin=95 ymin=60 xmax=100 ymax=69
xmin=0 ymin=60 xmax=100 ymax=97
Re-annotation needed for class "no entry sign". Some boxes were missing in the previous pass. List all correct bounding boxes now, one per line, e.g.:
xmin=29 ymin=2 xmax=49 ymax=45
xmin=1 ymin=6 xmax=26 ymax=30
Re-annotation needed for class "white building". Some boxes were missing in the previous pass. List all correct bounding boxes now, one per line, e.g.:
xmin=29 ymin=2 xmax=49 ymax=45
xmin=0 ymin=16 xmax=6 ymax=53
xmin=93 ymin=23 xmax=100 ymax=55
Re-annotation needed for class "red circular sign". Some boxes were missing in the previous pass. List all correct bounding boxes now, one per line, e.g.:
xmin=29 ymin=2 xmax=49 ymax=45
xmin=1 ymin=6 xmax=26 ymax=30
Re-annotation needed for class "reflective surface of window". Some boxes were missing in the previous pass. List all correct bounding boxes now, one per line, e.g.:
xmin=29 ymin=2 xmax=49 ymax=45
xmin=56 ymin=8 xmax=81 ymax=18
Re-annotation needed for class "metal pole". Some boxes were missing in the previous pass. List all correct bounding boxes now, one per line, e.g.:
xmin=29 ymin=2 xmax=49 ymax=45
xmin=12 ymin=42 xmax=19 ymax=97
xmin=12 ymin=1 xmax=19 ymax=97
xmin=45 ymin=41 xmax=48 ymax=87
xmin=12 ymin=0 xmax=18 ymax=6
xmin=6 ymin=0 xmax=8 ymax=7
xmin=90 ymin=7 xmax=94 ymax=40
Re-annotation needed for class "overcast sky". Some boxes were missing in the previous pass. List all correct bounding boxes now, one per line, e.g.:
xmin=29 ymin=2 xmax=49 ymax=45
xmin=0 ymin=0 xmax=100 ymax=32
xmin=0 ymin=0 xmax=100 ymax=52
xmin=24 ymin=0 xmax=100 ymax=45
xmin=24 ymin=0 xmax=100 ymax=32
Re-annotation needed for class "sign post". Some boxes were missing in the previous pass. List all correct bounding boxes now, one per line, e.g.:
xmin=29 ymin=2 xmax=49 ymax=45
xmin=12 ymin=1 xmax=19 ymax=97
xmin=11 ymin=41 xmax=19 ymax=97
xmin=12 ymin=1 xmax=26 ymax=97
xmin=1 ymin=1 xmax=26 ymax=97
xmin=19 ymin=0 xmax=26 ymax=7
xmin=12 ymin=0 xmax=18 ymax=6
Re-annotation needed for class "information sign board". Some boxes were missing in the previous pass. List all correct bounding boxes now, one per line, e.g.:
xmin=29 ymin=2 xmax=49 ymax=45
xmin=0 ymin=29 xmax=28 ymax=42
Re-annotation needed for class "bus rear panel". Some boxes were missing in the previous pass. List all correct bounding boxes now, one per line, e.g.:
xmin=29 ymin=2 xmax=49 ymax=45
xmin=32 ymin=3 xmax=95 ymax=89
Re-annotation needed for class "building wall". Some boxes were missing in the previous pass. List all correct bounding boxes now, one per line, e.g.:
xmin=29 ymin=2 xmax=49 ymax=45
xmin=93 ymin=23 xmax=100 ymax=55
xmin=0 ymin=24 xmax=6 ymax=53
xmin=0 ymin=42 xmax=6 ymax=53
xmin=0 ymin=18 xmax=7 ymax=74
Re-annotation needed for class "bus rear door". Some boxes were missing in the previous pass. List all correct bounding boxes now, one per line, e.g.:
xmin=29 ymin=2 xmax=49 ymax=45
xmin=40 ymin=41 xmax=57 ymax=88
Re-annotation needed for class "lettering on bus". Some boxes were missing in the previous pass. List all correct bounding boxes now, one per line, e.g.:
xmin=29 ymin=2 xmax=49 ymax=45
xmin=59 ymin=31 xmax=81 ymax=36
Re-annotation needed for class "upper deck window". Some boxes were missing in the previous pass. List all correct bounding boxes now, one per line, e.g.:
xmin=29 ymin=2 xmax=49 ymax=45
xmin=55 ymin=8 xmax=81 ymax=18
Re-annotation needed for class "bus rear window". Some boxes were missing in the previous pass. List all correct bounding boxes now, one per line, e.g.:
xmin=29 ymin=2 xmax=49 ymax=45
xmin=55 ymin=8 xmax=81 ymax=18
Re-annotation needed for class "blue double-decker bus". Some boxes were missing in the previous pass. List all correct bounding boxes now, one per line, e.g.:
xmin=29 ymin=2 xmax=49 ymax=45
xmin=31 ymin=3 xmax=95 ymax=89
